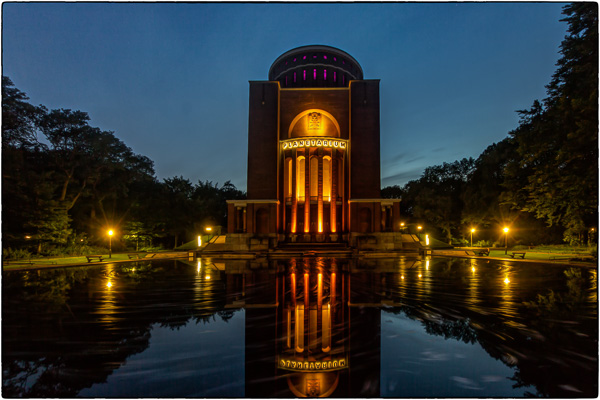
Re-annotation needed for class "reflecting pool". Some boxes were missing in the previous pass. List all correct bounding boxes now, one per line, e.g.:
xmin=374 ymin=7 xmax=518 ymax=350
xmin=2 ymin=257 xmax=597 ymax=397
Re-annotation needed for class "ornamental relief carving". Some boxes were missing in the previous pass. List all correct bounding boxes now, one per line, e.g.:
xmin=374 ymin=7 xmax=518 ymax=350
xmin=288 ymin=109 xmax=341 ymax=138
xmin=307 ymin=112 xmax=322 ymax=130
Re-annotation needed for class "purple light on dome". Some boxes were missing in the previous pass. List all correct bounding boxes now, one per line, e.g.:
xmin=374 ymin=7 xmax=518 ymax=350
xmin=293 ymin=58 xmax=296 ymax=62
xmin=303 ymin=70 xmax=306 ymax=80
xmin=313 ymin=55 xmax=317 ymax=58
xmin=342 ymin=75 xmax=345 ymax=84
xmin=313 ymin=69 xmax=316 ymax=80
xmin=303 ymin=55 xmax=307 ymax=60
xmin=333 ymin=57 xmax=337 ymax=61
xmin=334 ymin=71 xmax=337 ymax=82
xmin=324 ymin=69 xmax=327 ymax=80
xmin=342 ymin=60 xmax=345 ymax=64
xmin=324 ymin=55 xmax=327 ymax=59
xmin=294 ymin=72 xmax=296 ymax=82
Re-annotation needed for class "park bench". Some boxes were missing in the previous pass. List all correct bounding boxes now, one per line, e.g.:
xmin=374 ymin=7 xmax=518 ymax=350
xmin=127 ymin=253 xmax=156 ymax=260
xmin=510 ymin=252 xmax=526 ymax=259
xmin=86 ymin=255 xmax=104 ymax=263
xmin=128 ymin=253 xmax=144 ymax=259
xmin=478 ymin=248 xmax=490 ymax=256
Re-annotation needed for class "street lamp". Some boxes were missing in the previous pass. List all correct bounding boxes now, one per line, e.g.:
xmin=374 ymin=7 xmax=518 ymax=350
xmin=503 ymin=227 xmax=509 ymax=255
xmin=470 ymin=228 xmax=475 ymax=248
xmin=108 ymin=229 xmax=114 ymax=258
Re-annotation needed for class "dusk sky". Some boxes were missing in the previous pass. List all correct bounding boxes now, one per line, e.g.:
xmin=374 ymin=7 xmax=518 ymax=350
xmin=3 ymin=2 xmax=567 ymax=191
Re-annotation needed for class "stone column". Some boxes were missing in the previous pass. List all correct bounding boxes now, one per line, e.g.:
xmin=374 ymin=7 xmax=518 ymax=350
xmin=291 ymin=150 xmax=298 ymax=234
xmin=341 ymin=151 xmax=347 ymax=233
xmin=281 ymin=150 xmax=286 ymax=235
xmin=247 ymin=203 xmax=254 ymax=233
xmin=304 ymin=149 xmax=311 ymax=234
xmin=330 ymin=149 xmax=337 ymax=234
xmin=242 ymin=208 xmax=247 ymax=233
xmin=317 ymin=153 xmax=324 ymax=235
xmin=227 ymin=203 xmax=235 ymax=233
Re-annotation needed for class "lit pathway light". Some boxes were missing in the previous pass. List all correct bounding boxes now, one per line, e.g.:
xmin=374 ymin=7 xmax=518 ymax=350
xmin=108 ymin=229 xmax=114 ymax=258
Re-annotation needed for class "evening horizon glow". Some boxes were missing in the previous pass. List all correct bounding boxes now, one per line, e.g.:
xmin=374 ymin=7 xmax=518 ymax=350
xmin=2 ymin=2 xmax=567 ymax=190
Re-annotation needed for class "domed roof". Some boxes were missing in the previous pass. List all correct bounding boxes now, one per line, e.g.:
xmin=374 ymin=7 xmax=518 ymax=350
xmin=269 ymin=45 xmax=363 ymax=88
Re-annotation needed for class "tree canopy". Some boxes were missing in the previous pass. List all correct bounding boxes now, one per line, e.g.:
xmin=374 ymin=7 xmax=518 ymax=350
xmin=384 ymin=3 xmax=598 ymax=246
xmin=2 ymin=77 xmax=245 ymax=253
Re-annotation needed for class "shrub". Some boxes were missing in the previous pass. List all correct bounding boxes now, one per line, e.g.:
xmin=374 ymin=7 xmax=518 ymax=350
xmin=512 ymin=245 xmax=528 ymax=250
xmin=140 ymin=245 xmax=164 ymax=252
xmin=43 ymin=244 xmax=108 ymax=257
xmin=3 ymin=247 xmax=32 ymax=260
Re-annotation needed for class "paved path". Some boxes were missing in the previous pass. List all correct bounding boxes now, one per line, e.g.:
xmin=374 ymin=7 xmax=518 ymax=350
xmin=3 ymin=252 xmax=189 ymax=271
xmin=432 ymin=249 xmax=596 ymax=267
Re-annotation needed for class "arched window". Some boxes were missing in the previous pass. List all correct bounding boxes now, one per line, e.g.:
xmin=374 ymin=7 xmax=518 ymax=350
xmin=310 ymin=157 xmax=318 ymax=198
xmin=323 ymin=156 xmax=332 ymax=201
xmin=296 ymin=156 xmax=305 ymax=201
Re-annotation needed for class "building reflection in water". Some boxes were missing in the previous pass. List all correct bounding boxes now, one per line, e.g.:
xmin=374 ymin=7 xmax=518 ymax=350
xmin=223 ymin=257 xmax=382 ymax=397
xmin=3 ymin=257 xmax=597 ymax=398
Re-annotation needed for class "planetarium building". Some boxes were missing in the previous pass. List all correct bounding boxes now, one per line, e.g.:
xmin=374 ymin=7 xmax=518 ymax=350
xmin=227 ymin=45 xmax=403 ymax=250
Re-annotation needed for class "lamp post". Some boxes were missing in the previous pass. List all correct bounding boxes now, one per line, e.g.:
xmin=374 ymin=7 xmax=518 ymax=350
xmin=470 ymin=228 xmax=475 ymax=248
xmin=503 ymin=227 xmax=509 ymax=255
xmin=205 ymin=226 xmax=213 ymax=243
xmin=108 ymin=229 xmax=114 ymax=258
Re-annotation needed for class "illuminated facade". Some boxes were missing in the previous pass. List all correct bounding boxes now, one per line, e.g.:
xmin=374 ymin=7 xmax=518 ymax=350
xmin=227 ymin=45 xmax=401 ymax=248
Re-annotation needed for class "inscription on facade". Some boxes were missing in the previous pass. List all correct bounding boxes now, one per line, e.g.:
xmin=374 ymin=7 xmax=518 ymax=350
xmin=278 ymin=357 xmax=347 ymax=372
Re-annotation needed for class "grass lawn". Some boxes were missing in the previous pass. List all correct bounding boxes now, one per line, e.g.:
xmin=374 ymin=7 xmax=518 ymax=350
xmin=3 ymin=252 xmax=156 ymax=270
xmin=487 ymin=249 xmax=594 ymax=261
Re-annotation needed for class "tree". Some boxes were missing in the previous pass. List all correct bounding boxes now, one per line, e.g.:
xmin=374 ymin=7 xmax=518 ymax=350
xmin=402 ymin=158 xmax=475 ymax=243
xmin=381 ymin=185 xmax=403 ymax=199
xmin=2 ymin=77 xmax=159 ymax=251
xmin=462 ymin=138 xmax=518 ymax=227
xmin=504 ymin=3 xmax=598 ymax=244
xmin=2 ymin=76 xmax=45 ymax=150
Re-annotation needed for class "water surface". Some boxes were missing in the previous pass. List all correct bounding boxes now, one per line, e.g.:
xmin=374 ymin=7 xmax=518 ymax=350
xmin=2 ymin=257 xmax=597 ymax=397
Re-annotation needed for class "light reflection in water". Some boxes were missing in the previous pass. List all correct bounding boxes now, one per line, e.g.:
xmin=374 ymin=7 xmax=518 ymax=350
xmin=98 ymin=264 xmax=119 ymax=326
xmin=589 ymin=269 xmax=597 ymax=303
xmin=498 ymin=263 xmax=516 ymax=319
xmin=468 ymin=258 xmax=480 ymax=311
xmin=1 ymin=257 xmax=597 ymax=398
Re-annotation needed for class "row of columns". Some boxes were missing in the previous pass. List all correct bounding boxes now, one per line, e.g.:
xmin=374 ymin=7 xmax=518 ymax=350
xmin=283 ymin=146 xmax=344 ymax=235
xmin=281 ymin=269 xmax=347 ymax=356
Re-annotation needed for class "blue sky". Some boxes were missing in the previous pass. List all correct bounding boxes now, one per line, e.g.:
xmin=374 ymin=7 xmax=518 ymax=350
xmin=2 ymin=3 xmax=567 ymax=190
